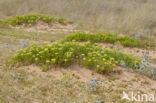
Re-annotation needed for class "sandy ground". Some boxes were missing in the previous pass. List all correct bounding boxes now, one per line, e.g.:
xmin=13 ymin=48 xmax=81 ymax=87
xmin=11 ymin=21 xmax=79 ymax=33
xmin=26 ymin=64 xmax=156 ymax=86
xmin=99 ymin=43 xmax=156 ymax=58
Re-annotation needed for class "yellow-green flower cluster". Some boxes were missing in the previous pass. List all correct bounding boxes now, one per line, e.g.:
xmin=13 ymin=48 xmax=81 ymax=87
xmin=11 ymin=42 xmax=140 ymax=73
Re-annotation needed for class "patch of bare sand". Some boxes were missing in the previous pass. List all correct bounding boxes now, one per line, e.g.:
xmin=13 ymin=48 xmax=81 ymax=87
xmin=11 ymin=21 xmax=79 ymax=33
xmin=24 ymin=64 xmax=156 ymax=92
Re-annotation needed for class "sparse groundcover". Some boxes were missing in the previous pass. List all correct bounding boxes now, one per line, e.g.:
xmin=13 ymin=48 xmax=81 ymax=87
xmin=9 ymin=42 xmax=141 ymax=74
xmin=62 ymin=32 xmax=149 ymax=48
xmin=4 ymin=14 xmax=74 ymax=26
xmin=0 ymin=20 xmax=7 ymax=28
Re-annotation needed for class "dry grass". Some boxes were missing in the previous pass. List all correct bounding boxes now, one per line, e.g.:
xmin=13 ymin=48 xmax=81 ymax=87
xmin=0 ymin=0 xmax=156 ymax=40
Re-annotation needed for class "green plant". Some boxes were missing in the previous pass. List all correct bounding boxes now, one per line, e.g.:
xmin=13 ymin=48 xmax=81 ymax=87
xmin=0 ymin=20 xmax=8 ymax=28
xmin=4 ymin=14 xmax=73 ymax=26
xmin=62 ymin=32 xmax=148 ymax=48
xmin=10 ymin=42 xmax=141 ymax=74
xmin=61 ymin=72 xmax=74 ymax=86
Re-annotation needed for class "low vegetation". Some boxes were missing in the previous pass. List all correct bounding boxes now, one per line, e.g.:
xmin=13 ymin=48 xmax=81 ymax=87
xmin=2 ymin=14 xmax=153 ymax=76
xmin=10 ymin=42 xmax=141 ymax=73
xmin=0 ymin=20 xmax=7 ymax=28
xmin=62 ymin=32 xmax=149 ymax=48
xmin=4 ymin=14 xmax=74 ymax=26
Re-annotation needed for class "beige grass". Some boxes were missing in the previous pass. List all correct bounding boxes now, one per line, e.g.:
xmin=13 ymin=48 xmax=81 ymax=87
xmin=0 ymin=0 xmax=156 ymax=40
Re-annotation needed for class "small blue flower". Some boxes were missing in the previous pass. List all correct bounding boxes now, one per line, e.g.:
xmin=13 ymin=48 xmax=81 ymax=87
xmin=91 ymin=78 xmax=98 ymax=85
xmin=120 ymin=60 xmax=126 ymax=67
xmin=136 ymin=68 xmax=144 ymax=73
xmin=10 ymin=74 xmax=16 ymax=79
xmin=88 ymin=78 xmax=103 ymax=92
xmin=75 ymin=23 xmax=79 ymax=28
xmin=135 ymin=34 xmax=141 ymax=39
xmin=20 ymin=41 xmax=29 ymax=48
xmin=113 ymin=45 xmax=117 ymax=49
xmin=98 ymin=80 xmax=103 ymax=85
xmin=140 ymin=60 xmax=148 ymax=69
xmin=145 ymin=29 xmax=151 ymax=33
xmin=118 ymin=47 xmax=123 ymax=51
xmin=127 ymin=68 xmax=133 ymax=72
xmin=4 ymin=43 xmax=9 ymax=48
